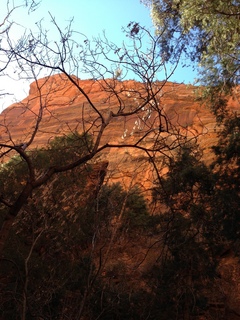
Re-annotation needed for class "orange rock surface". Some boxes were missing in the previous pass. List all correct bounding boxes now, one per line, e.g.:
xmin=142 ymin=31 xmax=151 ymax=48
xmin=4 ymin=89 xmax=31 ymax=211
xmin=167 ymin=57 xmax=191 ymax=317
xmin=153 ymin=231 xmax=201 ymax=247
xmin=0 ymin=74 xmax=239 ymax=191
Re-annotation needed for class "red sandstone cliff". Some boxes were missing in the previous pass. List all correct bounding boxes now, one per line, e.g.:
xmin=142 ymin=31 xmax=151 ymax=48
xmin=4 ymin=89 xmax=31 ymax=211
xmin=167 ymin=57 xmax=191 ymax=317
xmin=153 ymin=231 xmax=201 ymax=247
xmin=0 ymin=73 xmax=239 ymax=187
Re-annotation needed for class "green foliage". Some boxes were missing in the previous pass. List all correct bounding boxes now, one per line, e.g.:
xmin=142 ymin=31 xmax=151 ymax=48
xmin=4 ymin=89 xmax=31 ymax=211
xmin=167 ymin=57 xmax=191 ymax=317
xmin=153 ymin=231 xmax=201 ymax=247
xmin=213 ymin=114 xmax=240 ymax=165
xmin=31 ymin=131 xmax=93 ymax=169
xmin=0 ymin=156 xmax=28 ymax=207
xmin=149 ymin=0 xmax=239 ymax=81
xmin=0 ymin=132 xmax=92 ymax=204
xmin=151 ymin=143 xmax=224 ymax=317
xmin=210 ymin=114 xmax=240 ymax=247
xmin=153 ymin=144 xmax=214 ymax=211
xmin=97 ymin=182 xmax=150 ymax=232
xmin=149 ymin=116 xmax=240 ymax=317
xmin=146 ymin=0 xmax=240 ymax=117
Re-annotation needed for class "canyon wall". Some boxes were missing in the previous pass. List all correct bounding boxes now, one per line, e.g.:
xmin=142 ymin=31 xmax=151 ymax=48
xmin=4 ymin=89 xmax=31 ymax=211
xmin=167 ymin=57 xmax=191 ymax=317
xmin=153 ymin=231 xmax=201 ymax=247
xmin=0 ymin=73 xmax=239 ymax=191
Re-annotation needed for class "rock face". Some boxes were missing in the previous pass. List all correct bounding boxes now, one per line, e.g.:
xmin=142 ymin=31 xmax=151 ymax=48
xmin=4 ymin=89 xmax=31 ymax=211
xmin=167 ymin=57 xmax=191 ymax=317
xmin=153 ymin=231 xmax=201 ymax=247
xmin=0 ymin=73 xmax=238 ymax=186
xmin=1 ymin=74 xmax=212 ymax=145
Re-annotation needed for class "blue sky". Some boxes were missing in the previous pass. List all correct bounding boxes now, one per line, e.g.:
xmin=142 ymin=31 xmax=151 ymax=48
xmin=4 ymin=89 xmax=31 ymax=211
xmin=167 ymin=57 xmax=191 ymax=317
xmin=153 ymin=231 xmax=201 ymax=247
xmin=0 ymin=0 xmax=196 ymax=110
xmin=31 ymin=0 xmax=153 ymax=39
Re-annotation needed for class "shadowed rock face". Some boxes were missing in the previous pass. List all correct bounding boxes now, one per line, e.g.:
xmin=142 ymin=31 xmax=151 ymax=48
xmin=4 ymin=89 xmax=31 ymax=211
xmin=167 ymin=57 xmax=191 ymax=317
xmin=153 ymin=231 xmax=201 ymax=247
xmin=0 ymin=74 xmax=239 ymax=187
